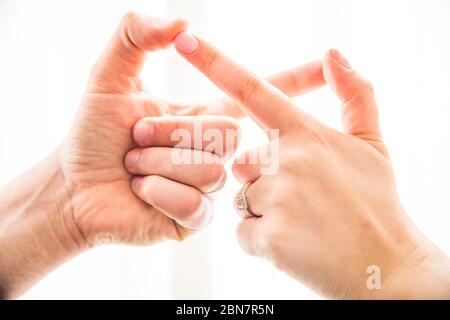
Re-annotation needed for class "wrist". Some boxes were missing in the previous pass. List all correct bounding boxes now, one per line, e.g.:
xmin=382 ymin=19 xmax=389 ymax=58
xmin=53 ymin=147 xmax=91 ymax=252
xmin=377 ymin=244 xmax=450 ymax=299
xmin=345 ymin=209 xmax=450 ymax=300
xmin=0 ymin=149 xmax=90 ymax=298
xmin=364 ymin=231 xmax=450 ymax=300
xmin=16 ymin=148 xmax=91 ymax=255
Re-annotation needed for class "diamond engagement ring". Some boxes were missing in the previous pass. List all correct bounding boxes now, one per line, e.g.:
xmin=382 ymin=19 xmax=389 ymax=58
xmin=234 ymin=182 xmax=261 ymax=218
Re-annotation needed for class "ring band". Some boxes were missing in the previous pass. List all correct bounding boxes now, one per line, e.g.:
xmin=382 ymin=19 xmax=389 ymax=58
xmin=234 ymin=182 xmax=261 ymax=218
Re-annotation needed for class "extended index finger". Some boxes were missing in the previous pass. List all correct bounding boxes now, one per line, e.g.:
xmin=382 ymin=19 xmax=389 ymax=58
xmin=168 ymin=60 xmax=325 ymax=119
xmin=173 ymin=32 xmax=306 ymax=134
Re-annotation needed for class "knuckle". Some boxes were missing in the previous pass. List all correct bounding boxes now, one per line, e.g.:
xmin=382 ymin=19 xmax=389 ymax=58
xmin=238 ymin=72 xmax=263 ymax=105
xmin=260 ymin=218 xmax=290 ymax=266
xmin=279 ymin=150 xmax=309 ymax=175
xmin=267 ymin=189 xmax=290 ymax=210
xmin=280 ymin=148 xmax=302 ymax=168
xmin=120 ymin=12 xmax=140 ymax=44
xmin=202 ymin=46 xmax=220 ymax=69
xmin=279 ymin=138 xmax=328 ymax=173
xmin=297 ymin=147 xmax=313 ymax=161
xmin=121 ymin=12 xmax=162 ymax=51
xmin=133 ymin=149 xmax=144 ymax=170
xmin=138 ymin=119 xmax=160 ymax=144
xmin=289 ymin=123 xmax=328 ymax=146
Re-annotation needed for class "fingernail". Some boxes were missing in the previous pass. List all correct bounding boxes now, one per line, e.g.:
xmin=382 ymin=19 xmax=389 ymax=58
xmin=154 ymin=17 xmax=177 ymax=27
xmin=125 ymin=150 xmax=139 ymax=169
xmin=133 ymin=121 xmax=154 ymax=145
xmin=173 ymin=32 xmax=198 ymax=54
xmin=180 ymin=196 xmax=213 ymax=230
xmin=330 ymin=49 xmax=352 ymax=69
xmin=131 ymin=176 xmax=143 ymax=191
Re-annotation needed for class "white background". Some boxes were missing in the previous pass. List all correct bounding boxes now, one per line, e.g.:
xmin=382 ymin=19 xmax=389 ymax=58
xmin=0 ymin=0 xmax=450 ymax=299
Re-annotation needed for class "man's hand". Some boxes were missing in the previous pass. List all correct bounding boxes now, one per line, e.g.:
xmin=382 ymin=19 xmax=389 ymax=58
xmin=61 ymin=13 xmax=241 ymax=245
xmin=173 ymin=32 xmax=450 ymax=299
xmin=0 ymin=13 xmax=241 ymax=298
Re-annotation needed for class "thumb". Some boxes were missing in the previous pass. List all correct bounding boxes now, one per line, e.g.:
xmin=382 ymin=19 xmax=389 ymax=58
xmin=89 ymin=12 xmax=187 ymax=93
xmin=323 ymin=49 xmax=387 ymax=156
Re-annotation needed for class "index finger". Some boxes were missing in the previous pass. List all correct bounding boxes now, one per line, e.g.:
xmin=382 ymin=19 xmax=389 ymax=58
xmin=167 ymin=60 xmax=325 ymax=119
xmin=173 ymin=32 xmax=306 ymax=134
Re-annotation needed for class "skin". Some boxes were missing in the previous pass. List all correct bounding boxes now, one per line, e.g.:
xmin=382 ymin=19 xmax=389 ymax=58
xmin=0 ymin=13 xmax=240 ymax=299
xmin=0 ymin=13 xmax=320 ymax=299
xmin=2 ymin=11 xmax=449 ymax=300
xmin=172 ymin=33 xmax=450 ymax=299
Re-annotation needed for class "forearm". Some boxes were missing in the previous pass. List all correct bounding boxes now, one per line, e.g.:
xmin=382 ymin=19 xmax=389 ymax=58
xmin=0 ymin=150 xmax=89 ymax=299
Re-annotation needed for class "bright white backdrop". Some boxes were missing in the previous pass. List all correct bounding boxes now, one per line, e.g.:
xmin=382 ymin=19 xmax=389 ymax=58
xmin=0 ymin=0 xmax=450 ymax=299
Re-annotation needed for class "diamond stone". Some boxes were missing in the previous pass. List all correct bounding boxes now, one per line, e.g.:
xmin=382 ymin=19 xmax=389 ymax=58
xmin=234 ymin=195 xmax=248 ymax=210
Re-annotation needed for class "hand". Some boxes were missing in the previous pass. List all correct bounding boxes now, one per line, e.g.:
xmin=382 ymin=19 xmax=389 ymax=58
xmin=173 ymin=33 xmax=450 ymax=299
xmin=0 ymin=13 xmax=242 ymax=298
xmin=0 ymin=12 xmax=328 ymax=299
xmin=166 ymin=59 xmax=325 ymax=118
xmin=124 ymin=35 xmax=327 ymax=236
xmin=61 ymin=13 xmax=242 ymax=245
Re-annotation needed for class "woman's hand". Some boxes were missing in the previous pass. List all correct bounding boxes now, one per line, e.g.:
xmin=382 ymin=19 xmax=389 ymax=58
xmin=173 ymin=33 xmax=450 ymax=299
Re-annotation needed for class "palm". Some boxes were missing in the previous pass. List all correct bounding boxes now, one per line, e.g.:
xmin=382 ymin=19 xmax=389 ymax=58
xmin=61 ymin=92 xmax=180 ymax=245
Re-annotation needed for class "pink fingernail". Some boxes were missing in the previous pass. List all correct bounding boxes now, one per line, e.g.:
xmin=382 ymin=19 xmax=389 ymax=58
xmin=133 ymin=121 xmax=154 ymax=145
xmin=131 ymin=176 xmax=143 ymax=191
xmin=180 ymin=197 xmax=213 ymax=230
xmin=125 ymin=151 xmax=139 ymax=169
xmin=330 ymin=49 xmax=352 ymax=69
xmin=173 ymin=32 xmax=198 ymax=54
